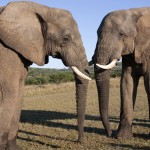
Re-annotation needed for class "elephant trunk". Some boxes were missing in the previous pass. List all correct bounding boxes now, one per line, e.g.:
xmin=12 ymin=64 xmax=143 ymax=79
xmin=95 ymin=68 xmax=112 ymax=137
xmin=74 ymin=72 xmax=89 ymax=142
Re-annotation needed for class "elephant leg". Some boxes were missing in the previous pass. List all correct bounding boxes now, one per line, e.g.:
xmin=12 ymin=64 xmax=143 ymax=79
xmin=0 ymin=81 xmax=19 ymax=148
xmin=144 ymin=71 xmax=150 ymax=136
xmin=0 ymin=43 xmax=28 ymax=149
xmin=116 ymin=66 xmax=139 ymax=139
xmin=7 ymin=80 xmax=25 ymax=150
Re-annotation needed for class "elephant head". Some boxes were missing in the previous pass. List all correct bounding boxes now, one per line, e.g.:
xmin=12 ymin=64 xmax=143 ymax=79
xmin=0 ymin=1 xmax=91 ymax=142
xmin=91 ymin=8 xmax=150 ymax=137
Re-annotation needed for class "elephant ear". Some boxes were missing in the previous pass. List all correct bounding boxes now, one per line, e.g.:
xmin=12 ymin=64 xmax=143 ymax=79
xmin=134 ymin=15 xmax=150 ymax=64
xmin=0 ymin=4 xmax=47 ymax=66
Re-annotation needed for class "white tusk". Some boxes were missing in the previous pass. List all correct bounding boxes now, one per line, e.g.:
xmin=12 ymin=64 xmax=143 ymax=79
xmin=71 ymin=66 xmax=92 ymax=81
xmin=96 ymin=59 xmax=118 ymax=70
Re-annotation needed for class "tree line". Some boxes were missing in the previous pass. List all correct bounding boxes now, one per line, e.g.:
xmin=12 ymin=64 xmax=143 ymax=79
xmin=25 ymin=63 xmax=122 ymax=85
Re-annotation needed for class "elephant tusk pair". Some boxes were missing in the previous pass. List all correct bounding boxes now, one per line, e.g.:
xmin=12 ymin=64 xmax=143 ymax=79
xmin=71 ymin=66 xmax=92 ymax=81
xmin=96 ymin=59 xmax=118 ymax=70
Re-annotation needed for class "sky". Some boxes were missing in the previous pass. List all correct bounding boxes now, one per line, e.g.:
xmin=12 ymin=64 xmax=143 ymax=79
xmin=1 ymin=0 xmax=150 ymax=69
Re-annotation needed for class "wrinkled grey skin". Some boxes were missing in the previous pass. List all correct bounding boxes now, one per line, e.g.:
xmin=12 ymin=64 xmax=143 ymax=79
xmin=0 ymin=2 xmax=89 ymax=149
xmin=92 ymin=7 xmax=150 ymax=139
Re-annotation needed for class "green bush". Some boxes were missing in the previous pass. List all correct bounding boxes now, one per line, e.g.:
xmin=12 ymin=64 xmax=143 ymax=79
xmin=25 ymin=77 xmax=49 ymax=85
xmin=25 ymin=77 xmax=38 ymax=85
xmin=48 ymin=72 xmax=74 ymax=83
xmin=111 ymin=69 xmax=121 ymax=78
xmin=25 ymin=66 xmax=122 ymax=85
xmin=25 ymin=68 xmax=74 ymax=85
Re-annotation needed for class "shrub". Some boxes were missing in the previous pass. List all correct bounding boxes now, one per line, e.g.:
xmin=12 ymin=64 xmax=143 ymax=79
xmin=111 ymin=69 xmax=121 ymax=78
xmin=25 ymin=65 xmax=122 ymax=85
xmin=25 ymin=68 xmax=74 ymax=85
xmin=48 ymin=72 xmax=74 ymax=83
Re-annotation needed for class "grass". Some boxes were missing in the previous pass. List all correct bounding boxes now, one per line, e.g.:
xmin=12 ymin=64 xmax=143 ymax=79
xmin=17 ymin=78 xmax=150 ymax=149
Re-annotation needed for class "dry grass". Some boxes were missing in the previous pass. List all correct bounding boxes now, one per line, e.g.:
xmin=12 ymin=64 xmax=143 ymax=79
xmin=17 ymin=78 xmax=150 ymax=149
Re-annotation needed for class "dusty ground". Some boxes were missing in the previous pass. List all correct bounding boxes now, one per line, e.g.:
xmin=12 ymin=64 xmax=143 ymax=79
xmin=17 ymin=78 xmax=150 ymax=149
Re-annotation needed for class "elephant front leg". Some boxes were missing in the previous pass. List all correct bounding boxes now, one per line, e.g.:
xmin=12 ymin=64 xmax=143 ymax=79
xmin=0 ymin=82 xmax=20 ymax=149
xmin=116 ymin=67 xmax=139 ymax=139
xmin=7 ymin=80 xmax=25 ymax=150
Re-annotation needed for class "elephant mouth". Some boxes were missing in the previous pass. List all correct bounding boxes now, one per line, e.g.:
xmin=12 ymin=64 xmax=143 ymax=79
xmin=51 ymin=52 xmax=91 ymax=81
xmin=51 ymin=52 xmax=62 ymax=59
xmin=51 ymin=52 xmax=68 ymax=67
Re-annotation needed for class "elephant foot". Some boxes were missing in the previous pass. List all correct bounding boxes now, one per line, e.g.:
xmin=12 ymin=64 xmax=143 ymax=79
xmin=115 ymin=128 xmax=133 ymax=139
xmin=106 ymin=129 xmax=112 ymax=137
xmin=6 ymin=140 xmax=22 ymax=150
xmin=77 ymin=134 xmax=84 ymax=144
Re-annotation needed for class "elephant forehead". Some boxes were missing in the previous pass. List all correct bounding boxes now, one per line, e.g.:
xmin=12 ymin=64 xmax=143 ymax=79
xmin=47 ymin=22 xmax=60 ymax=34
xmin=105 ymin=11 xmax=132 ymax=28
xmin=103 ymin=18 xmax=134 ymax=36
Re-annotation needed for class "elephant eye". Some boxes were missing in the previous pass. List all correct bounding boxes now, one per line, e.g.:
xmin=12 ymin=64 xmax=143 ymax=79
xmin=119 ymin=32 xmax=123 ymax=36
xmin=60 ymin=36 xmax=70 ymax=48
xmin=119 ymin=32 xmax=124 ymax=38
xmin=63 ymin=37 xmax=69 ymax=43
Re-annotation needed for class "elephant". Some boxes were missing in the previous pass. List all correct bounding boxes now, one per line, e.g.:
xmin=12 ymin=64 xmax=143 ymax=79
xmin=91 ymin=7 xmax=150 ymax=139
xmin=0 ymin=1 xmax=91 ymax=149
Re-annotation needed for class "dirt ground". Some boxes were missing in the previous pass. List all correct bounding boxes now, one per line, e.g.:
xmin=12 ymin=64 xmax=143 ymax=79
xmin=18 ymin=78 xmax=150 ymax=149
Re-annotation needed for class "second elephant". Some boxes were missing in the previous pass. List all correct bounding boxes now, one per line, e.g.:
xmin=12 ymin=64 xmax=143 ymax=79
xmin=92 ymin=7 xmax=150 ymax=139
